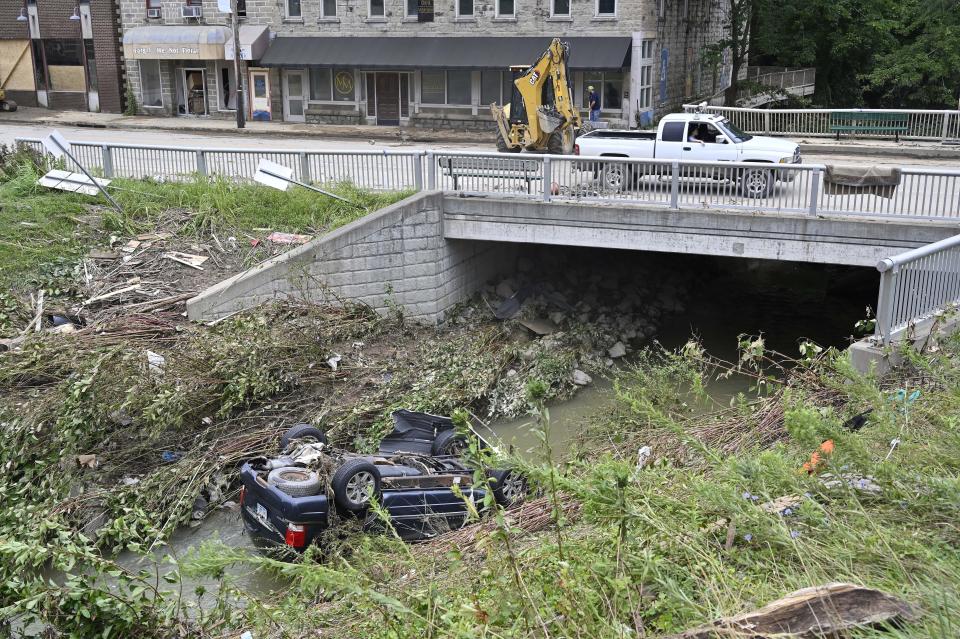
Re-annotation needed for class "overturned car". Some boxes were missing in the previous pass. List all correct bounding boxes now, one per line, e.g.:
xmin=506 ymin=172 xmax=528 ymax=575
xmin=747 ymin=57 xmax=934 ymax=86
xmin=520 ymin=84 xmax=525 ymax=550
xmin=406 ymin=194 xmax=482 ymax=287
xmin=239 ymin=410 xmax=528 ymax=552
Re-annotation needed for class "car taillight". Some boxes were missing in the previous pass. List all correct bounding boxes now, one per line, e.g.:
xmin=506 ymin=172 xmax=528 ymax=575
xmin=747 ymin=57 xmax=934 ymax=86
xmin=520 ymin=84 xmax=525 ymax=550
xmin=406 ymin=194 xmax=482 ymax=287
xmin=239 ymin=486 xmax=245 ymax=506
xmin=285 ymin=523 xmax=307 ymax=548
xmin=574 ymin=143 xmax=580 ymax=155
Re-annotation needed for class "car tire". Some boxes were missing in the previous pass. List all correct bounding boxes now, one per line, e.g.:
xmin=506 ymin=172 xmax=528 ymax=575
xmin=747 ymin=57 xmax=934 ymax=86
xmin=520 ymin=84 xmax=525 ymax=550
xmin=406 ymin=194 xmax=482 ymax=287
xmin=601 ymin=162 xmax=630 ymax=192
xmin=331 ymin=458 xmax=382 ymax=512
xmin=432 ymin=429 xmax=468 ymax=456
xmin=280 ymin=423 xmax=328 ymax=451
xmin=740 ymin=168 xmax=773 ymax=199
xmin=267 ymin=466 xmax=323 ymax=497
xmin=488 ymin=469 xmax=528 ymax=507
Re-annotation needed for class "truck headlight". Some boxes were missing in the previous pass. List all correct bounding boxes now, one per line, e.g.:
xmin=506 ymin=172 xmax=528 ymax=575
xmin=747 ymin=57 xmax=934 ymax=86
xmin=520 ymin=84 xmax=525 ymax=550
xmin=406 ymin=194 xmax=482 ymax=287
xmin=779 ymin=157 xmax=792 ymax=164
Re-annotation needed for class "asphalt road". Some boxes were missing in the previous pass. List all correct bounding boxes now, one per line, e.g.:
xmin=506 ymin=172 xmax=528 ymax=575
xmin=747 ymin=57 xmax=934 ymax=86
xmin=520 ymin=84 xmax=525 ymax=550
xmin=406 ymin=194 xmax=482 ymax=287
xmin=1 ymin=122 xmax=956 ymax=168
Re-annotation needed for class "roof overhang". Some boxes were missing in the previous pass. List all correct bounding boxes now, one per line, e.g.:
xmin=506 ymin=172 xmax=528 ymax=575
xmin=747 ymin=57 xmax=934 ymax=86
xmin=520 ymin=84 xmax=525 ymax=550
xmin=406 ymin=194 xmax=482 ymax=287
xmin=225 ymin=25 xmax=271 ymax=61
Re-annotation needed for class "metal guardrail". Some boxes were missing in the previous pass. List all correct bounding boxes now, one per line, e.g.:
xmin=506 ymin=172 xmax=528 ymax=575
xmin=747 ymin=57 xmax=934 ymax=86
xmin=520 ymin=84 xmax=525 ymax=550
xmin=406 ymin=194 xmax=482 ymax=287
xmin=682 ymin=105 xmax=960 ymax=142
xmin=875 ymin=234 xmax=960 ymax=344
xmin=18 ymin=138 xmax=960 ymax=221
xmin=16 ymin=139 xmax=424 ymax=192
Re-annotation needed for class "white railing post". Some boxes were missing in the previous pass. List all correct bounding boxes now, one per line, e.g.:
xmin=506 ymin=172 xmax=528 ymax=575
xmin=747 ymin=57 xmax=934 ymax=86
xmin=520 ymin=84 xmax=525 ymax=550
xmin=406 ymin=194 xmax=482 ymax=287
xmin=808 ymin=167 xmax=821 ymax=216
xmin=101 ymin=145 xmax=113 ymax=178
xmin=764 ymin=111 xmax=771 ymax=134
xmin=542 ymin=156 xmax=552 ymax=202
xmin=299 ymin=152 xmax=311 ymax=183
xmin=413 ymin=153 xmax=423 ymax=191
xmin=942 ymin=113 xmax=951 ymax=143
xmin=196 ymin=150 xmax=207 ymax=176
xmin=670 ymin=161 xmax=680 ymax=209
xmin=426 ymin=151 xmax=436 ymax=190
xmin=874 ymin=267 xmax=896 ymax=345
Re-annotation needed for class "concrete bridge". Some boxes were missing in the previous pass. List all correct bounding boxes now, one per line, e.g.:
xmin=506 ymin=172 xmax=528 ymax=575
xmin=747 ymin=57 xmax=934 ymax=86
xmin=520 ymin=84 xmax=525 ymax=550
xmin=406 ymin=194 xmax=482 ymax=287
xmin=186 ymin=191 xmax=960 ymax=323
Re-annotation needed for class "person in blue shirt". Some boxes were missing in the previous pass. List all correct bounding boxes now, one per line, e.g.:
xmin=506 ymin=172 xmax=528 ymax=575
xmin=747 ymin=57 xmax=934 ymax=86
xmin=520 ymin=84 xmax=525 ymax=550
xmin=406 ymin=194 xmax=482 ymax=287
xmin=588 ymin=86 xmax=600 ymax=122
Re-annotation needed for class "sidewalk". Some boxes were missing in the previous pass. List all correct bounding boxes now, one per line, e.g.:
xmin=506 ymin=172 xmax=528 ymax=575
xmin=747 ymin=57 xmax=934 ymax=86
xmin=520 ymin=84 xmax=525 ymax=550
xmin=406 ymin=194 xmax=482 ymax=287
xmin=2 ymin=106 xmax=496 ymax=145
xmin=4 ymin=107 xmax=959 ymax=159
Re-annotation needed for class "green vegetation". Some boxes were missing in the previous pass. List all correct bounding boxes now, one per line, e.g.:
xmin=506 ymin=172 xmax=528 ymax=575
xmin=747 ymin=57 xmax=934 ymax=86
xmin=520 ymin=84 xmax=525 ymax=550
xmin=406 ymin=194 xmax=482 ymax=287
xmin=749 ymin=0 xmax=960 ymax=108
xmin=0 ymin=148 xmax=407 ymax=297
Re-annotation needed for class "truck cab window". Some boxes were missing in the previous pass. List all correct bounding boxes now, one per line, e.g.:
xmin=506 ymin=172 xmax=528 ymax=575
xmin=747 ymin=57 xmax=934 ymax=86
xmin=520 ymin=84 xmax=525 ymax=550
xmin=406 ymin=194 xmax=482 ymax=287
xmin=661 ymin=121 xmax=684 ymax=142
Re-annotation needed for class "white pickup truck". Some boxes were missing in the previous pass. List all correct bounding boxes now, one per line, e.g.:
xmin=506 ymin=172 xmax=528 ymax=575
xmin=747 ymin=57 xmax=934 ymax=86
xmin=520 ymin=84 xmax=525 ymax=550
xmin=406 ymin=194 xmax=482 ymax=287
xmin=573 ymin=112 xmax=801 ymax=197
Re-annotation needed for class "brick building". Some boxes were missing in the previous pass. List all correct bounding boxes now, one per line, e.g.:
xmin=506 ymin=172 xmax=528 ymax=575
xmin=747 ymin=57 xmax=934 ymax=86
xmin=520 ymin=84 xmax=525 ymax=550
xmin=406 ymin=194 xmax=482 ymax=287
xmin=120 ymin=0 xmax=731 ymax=129
xmin=0 ymin=0 xmax=125 ymax=111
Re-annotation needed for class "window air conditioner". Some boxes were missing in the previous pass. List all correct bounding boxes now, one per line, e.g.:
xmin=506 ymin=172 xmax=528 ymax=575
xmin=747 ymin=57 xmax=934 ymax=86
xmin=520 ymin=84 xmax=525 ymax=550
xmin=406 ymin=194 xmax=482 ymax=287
xmin=146 ymin=7 xmax=161 ymax=18
xmin=181 ymin=5 xmax=202 ymax=18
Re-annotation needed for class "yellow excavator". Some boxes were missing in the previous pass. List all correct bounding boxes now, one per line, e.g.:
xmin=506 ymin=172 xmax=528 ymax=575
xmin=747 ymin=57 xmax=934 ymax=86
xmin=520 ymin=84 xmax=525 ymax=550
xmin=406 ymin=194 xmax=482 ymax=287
xmin=490 ymin=38 xmax=581 ymax=154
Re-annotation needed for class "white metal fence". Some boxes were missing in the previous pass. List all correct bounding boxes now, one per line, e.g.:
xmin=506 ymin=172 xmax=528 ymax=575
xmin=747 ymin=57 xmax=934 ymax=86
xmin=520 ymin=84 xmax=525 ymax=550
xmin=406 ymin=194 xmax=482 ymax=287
xmin=16 ymin=139 xmax=424 ymax=192
xmin=683 ymin=105 xmax=960 ymax=142
xmin=875 ymin=234 xmax=960 ymax=344
xmin=18 ymin=138 xmax=960 ymax=221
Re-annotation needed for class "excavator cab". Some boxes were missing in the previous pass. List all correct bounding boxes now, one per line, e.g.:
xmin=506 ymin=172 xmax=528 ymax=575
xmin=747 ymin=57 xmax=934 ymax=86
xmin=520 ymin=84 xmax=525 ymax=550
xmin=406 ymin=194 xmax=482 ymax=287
xmin=491 ymin=38 xmax=581 ymax=154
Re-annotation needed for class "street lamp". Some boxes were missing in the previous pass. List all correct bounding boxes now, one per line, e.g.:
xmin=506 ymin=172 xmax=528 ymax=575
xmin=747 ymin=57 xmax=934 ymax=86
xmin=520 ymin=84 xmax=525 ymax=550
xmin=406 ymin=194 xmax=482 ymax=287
xmin=68 ymin=5 xmax=80 ymax=20
xmin=16 ymin=7 xmax=27 ymax=20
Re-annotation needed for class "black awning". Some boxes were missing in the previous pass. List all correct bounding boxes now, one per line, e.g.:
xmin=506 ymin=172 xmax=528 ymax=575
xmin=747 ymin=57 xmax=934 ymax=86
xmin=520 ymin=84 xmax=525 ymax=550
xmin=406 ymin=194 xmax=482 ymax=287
xmin=259 ymin=36 xmax=631 ymax=70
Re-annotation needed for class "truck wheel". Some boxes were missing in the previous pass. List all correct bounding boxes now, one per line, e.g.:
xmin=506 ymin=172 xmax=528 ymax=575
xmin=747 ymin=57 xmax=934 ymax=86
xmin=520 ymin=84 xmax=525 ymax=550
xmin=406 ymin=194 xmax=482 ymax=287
xmin=601 ymin=163 xmax=630 ymax=192
xmin=488 ymin=469 xmax=528 ymax=507
xmin=267 ymin=466 xmax=323 ymax=497
xmin=331 ymin=458 xmax=382 ymax=512
xmin=741 ymin=168 xmax=773 ymax=199
xmin=279 ymin=424 xmax=328 ymax=451
xmin=496 ymin=132 xmax=520 ymax=153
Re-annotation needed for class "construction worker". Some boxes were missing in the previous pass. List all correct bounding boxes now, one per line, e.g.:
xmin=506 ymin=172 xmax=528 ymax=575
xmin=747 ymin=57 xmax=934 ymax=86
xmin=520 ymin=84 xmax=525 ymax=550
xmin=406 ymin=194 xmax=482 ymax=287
xmin=588 ymin=85 xmax=600 ymax=122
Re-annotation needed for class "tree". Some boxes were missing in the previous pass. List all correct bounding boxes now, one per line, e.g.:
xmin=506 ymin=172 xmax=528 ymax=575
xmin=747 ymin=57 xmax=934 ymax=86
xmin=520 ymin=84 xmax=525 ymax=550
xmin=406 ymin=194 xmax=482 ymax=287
xmin=719 ymin=0 xmax=755 ymax=106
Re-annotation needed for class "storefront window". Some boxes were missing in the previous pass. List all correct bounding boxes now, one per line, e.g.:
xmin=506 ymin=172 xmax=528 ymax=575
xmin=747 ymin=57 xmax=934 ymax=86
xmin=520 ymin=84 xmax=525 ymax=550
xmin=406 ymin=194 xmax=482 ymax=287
xmin=140 ymin=60 xmax=162 ymax=107
xmin=219 ymin=64 xmax=237 ymax=110
xmin=43 ymin=40 xmax=85 ymax=92
xmin=582 ymin=72 xmax=622 ymax=110
xmin=310 ymin=68 xmax=331 ymax=100
xmin=420 ymin=70 xmax=445 ymax=104
xmin=480 ymin=70 xmax=501 ymax=105
xmin=446 ymin=70 xmax=471 ymax=105
xmin=333 ymin=69 xmax=354 ymax=101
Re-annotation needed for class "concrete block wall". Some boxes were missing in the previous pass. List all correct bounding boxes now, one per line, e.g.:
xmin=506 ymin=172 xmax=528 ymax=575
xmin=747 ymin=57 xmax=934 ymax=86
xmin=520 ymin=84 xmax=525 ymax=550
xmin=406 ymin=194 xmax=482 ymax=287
xmin=186 ymin=191 xmax=516 ymax=323
xmin=655 ymin=0 xmax=729 ymax=112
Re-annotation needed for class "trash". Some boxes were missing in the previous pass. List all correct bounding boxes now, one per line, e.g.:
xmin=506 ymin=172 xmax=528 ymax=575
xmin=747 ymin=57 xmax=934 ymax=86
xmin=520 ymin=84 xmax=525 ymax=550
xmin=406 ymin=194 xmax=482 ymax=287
xmin=47 ymin=323 xmax=77 ymax=336
xmin=801 ymin=439 xmax=834 ymax=474
xmin=571 ymin=369 xmax=592 ymax=386
xmin=160 ymin=451 xmax=184 ymax=463
xmin=38 ymin=169 xmax=112 ymax=196
xmin=759 ymin=494 xmax=802 ymax=515
xmin=636 ymin=445 xmax=652 ymax=469
xmin=87 ymin=249 xmax=119 ymax=260
xmin=327 ymin=353 xmax=342 ymax=371
xmin=77 ymin=454 xmax=98 ymax=469
xmin=266 ymin=232 xmax=313 ymax=245
xmin=666 ymin=582 xmax=916 ymax=639
xmin=120 ymin=240 xmax=141 ymax=253
xmin=162 ymin=251 xmax=208 ymax=270
xmin=607 ymin=341 xmax=627 ymax=358
xmin=146 ymin=351 xmax=165 ymax=377
xmin=121 ymin=477 xmax=140 ymax=486
xmin=240 ymin=631 xmax=254 ymax=639
xmin=192 ymin=495 xmax=208 ymax=520
xmin=494 ymin=285 xmax=534 ymax=320
xmin=820 ymin=473 xmax=882 ymax=495
xmin=518 ymin=318 xmax=559 ymax=336
xmin=842 ymin=409 xmax=873 ymax=431
xmin=84 ymin=283 xmax=142 ymax=306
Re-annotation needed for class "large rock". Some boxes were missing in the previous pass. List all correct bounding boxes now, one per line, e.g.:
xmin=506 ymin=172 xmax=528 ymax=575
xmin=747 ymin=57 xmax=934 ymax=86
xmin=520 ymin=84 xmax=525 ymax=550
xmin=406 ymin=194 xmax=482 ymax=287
xmin=571 ymin=369 xmax=592 ymax=386
xmin=608 ymin=341 xmax=627 ymax=358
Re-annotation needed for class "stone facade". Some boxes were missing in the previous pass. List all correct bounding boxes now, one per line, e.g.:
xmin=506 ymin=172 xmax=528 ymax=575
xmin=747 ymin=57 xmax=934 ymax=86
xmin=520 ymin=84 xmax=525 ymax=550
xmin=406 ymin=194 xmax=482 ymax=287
xmin=120 ymin=0 xmax=730 ymax=128
xmin=186 ymin=191 xmax=516 ymax=323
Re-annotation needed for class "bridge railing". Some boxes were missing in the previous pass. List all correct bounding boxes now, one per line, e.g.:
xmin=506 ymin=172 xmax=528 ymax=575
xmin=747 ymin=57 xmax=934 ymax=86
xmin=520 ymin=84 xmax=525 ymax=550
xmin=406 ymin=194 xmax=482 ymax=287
xmin=681 ymin=105 xmax=960 ymax=141
xmin=17 ymin=138 xmax=960 ymax=221
xmin=875 ymin=234 xmax=960 ymax=345
xmin=15 ymin=139 xmax=425 ymax=192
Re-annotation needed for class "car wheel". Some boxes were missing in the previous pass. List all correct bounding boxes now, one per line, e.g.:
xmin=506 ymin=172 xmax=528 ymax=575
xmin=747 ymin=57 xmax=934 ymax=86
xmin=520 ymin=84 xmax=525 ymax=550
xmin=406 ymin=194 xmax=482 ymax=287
xmin=432 ymin=429 xmax=468 ymax=456
xmin=601 ymin=162 xmax=633 ymax=192
xmin=331 ymin=459 xmax=382 ymax=512
xmin=280 ymin=423 xmax=328 ymax=451
xmin=267 ymin=466 xmax=323 ymax=497
xmin=488 ymin=469 xmax=528 ymax=507
xmin=741 ymin=168 xmax=772 ymax=199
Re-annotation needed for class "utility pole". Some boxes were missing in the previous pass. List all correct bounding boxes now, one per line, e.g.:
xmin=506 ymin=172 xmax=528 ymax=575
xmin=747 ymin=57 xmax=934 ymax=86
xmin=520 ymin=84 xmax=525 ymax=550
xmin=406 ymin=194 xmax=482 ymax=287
xmin=231 ymin=0 xmax=245 ymax=129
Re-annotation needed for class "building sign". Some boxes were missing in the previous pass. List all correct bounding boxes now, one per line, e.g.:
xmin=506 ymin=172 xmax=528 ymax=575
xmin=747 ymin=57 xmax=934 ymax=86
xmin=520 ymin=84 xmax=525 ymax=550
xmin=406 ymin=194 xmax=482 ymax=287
xmin=124 ymin=43 xmax=223 ymax=60
xmin=335 ymin=71 xmax=354 ymax=97
xmin=418 ymin=0 xmax=434 ymax=22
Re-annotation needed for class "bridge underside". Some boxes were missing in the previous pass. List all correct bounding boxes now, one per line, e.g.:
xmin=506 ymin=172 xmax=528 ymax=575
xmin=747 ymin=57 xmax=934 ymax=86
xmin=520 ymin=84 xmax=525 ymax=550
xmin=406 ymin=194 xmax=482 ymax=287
xmin=443 ymin=196 xmax=960 ymax=268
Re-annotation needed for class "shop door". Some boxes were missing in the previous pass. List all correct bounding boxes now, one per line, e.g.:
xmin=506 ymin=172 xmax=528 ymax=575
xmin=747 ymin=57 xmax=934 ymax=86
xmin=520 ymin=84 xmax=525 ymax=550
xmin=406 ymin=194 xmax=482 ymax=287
xmin=249 ymin=69 xmax=272 ymax=121
xmin=283 ymin=70 xmax=306 ymax=122
xmin=375 ymin=73 xmax=400 ymax=126
xmin=182 ymin=69 xmax=207 ymax=116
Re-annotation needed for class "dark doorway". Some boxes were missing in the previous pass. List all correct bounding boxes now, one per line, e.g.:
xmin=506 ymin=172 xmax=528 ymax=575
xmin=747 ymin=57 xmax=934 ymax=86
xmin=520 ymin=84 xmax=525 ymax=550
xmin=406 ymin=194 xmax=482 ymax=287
xmin=376 ymin=73 xmax=400 ymax=125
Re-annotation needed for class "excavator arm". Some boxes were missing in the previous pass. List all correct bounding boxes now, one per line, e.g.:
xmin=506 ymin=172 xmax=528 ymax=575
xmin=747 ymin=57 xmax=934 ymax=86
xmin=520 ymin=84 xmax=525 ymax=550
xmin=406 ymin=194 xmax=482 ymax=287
xmin=491 ymin=38 xmax=581 ymax=153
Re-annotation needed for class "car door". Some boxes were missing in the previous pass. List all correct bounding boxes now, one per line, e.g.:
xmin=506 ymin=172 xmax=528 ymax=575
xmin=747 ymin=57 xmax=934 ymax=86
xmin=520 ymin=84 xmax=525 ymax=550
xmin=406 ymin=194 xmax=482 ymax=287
xmin=682 ymin=122 xmax=740 ymax=180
